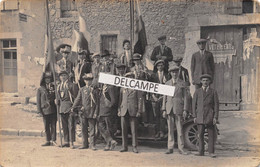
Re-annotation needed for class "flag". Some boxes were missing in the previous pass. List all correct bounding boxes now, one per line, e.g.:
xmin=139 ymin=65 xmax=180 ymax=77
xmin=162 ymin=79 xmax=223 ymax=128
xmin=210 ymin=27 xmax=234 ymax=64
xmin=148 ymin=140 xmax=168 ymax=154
xmin=133 ymin=0 xmax=153 ymax=70
xmin=79 ymin=15 xmax=91 ymax=42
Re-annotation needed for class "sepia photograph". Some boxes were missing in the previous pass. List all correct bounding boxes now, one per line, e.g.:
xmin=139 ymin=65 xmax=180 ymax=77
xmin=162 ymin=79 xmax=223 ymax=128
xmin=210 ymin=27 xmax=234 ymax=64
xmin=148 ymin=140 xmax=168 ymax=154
xmin=0 ymin=0 xmax=260 ymax=166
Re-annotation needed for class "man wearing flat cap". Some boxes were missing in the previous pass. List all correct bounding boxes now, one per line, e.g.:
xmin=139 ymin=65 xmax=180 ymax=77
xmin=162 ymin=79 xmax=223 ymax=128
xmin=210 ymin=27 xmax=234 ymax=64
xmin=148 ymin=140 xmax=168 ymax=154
xmin=118 ymin=72 xmax=143 ymax=153
xmin=161 ymin=65 xmax=189 ymax=155
xmin=56 ymin=71 xmax=76 ymax=148
xmin=37 ymin=71 xmax=57 ymax=146
xmin=191 ymin=39 xmax=215 ymax=89
xmin=71 ymin=73 xmax=99 ymax=150
xmin=173 ymin=56 xmax=190 ymax=86
xmin=192 ymin=74 xmax=219 ymax=158
xmin=74 ymin=50 xmax=92 ymax=88
xmin=151 ymin=35 xmax=173 ymax=74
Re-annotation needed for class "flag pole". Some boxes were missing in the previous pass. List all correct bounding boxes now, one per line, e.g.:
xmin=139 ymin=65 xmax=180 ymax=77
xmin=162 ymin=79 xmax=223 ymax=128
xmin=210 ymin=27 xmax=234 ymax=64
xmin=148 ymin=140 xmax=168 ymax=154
xmin=130 ymin=0 xmax=134 ymax=56
xmin=45 ymin=0 xmax=63 ymax=147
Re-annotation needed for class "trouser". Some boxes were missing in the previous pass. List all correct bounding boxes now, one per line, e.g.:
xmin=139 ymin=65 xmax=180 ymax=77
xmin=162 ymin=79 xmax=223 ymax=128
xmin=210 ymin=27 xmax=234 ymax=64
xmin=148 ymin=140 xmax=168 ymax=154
xmin=167 ymin=113 xmax=184 ymax=150
xmin=43 ymin=113 xmax=57 ymax=142
xmin=98 ymin=116 xmax=114 ymax=145
xmin=152 ymin=100 xmax=166 ymax=133
xmin=60 ymin=113 xmax=75 ymax=143
xmin=197 ymin=124 xmax=215 ymax=154
xmin=80 ymin=116 xmax=96 ymax=147
xmin=121 ymin=113 xmax=138 ymax=148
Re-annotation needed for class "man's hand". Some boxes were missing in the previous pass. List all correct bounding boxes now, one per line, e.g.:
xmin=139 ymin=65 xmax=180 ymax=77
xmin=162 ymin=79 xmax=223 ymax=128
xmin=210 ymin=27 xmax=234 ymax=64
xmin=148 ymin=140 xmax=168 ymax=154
xmin=136 ymin=112 xmax=141 ymax=118
xmin=213 ymin=118 xmax=217 ymax=125
xmin=183 ymin=110 xmax=187 ymax=120
xmin=162 ymin=110 xmax=167 ymax=118
xmin=193 ymin=118 xmax=197 ymax=123
xmin=117 ymin=111 xmax=121 ymax=117
xmin=93 ymin=113 xmax=97 ymax=119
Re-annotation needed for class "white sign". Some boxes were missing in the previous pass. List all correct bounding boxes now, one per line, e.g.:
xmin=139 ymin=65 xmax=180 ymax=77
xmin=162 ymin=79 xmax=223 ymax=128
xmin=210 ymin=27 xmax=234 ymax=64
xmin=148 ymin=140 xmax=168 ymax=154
xmin=98 ymin=73 xmax=175 ymax=96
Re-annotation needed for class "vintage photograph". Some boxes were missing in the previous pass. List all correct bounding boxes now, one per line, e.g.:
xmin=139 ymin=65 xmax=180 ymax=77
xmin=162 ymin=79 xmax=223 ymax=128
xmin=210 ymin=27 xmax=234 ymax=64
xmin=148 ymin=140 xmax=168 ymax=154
xmin=0 ymin=0 xmax=260 ymax=166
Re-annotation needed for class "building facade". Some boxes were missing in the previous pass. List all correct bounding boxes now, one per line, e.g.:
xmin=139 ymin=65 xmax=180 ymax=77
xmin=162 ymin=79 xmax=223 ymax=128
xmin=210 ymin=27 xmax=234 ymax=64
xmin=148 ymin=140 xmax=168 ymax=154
xmin=0 ymin=0 xmax=259 ymax=110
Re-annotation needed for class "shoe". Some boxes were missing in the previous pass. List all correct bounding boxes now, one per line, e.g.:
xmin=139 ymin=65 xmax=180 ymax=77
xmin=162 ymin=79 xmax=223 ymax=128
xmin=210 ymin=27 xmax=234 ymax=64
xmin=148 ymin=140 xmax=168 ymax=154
xmin=91 ymin=146 xmax=97 ymax=151
xmin=209 ymin=153 xmax=217 ymax=158
xmin=120 ymin=148 xmax=128 ymax=152
xmin=78 ymin=146 xmax=89 ymax=149
xmin=165 ymin=149 xmax=173 ymax=154
xmin=179 ymin=150 xmax=188 ymax=155
xmin=51 ymin=141 xmax=58 ymax=146
xmin=41 ymin=141 xmax=51 ymax=146
xmin=194 ymin=153 xmax=204 ymax=156
xmin=132 ymin=147 xmax=139 ymax=153
xmin=104 ymin=145 xmax=110 ymax=151
xmin=110 ymin=140 xmax=118 ymax=150
xmin=70 ymin=143 xmax=75 ymax=149
xmin=61 ymin=143 xmax=70 ymax=147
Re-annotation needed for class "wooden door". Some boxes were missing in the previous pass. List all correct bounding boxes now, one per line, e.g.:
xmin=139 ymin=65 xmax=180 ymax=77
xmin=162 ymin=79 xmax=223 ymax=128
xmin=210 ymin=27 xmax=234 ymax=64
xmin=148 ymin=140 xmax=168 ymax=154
xmin=201 ymin=26 xmax=243 ymax=110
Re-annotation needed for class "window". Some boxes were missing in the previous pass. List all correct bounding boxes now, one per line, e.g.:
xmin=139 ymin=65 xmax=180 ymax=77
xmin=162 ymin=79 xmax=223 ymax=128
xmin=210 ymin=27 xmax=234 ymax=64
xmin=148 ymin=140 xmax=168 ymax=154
xmin=1 ymin=40 xmax=17 ymax=76
xmin=100 ymin=35 xmax=118 ymax=56
xmin=243 ymin=0 xmax=253 ymax=13
xmin=0 ymin=0 xmax=19 ymax=11
xmin=60 ymin=0 xmax=77 ymax=18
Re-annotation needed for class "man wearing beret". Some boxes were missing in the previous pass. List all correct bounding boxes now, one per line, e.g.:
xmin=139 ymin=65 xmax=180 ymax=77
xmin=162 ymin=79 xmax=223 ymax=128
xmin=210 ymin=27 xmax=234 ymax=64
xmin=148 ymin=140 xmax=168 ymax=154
xmin=162 ymin=66 xmax=189 ymax=155
xmin=150 ymin=60 xmax=170 ymax=139
xmin=192 ymin=74 xmax=219 ymax=158
xmin=120 ymin=39 xmax=133 ymax=70
xmin=56 ymin=71 xmax=76 ymax=148
xmin=191 ymin=39 xmax=215 ymax=89
xmin=37 ymin=71 xmax=57 ymax=146
xmin=151 ymin=35 xmax=173 ymax=74
xmin=71 ymin=73 xmax=99 ymax=150
xmin=74 ymin=50 xmax=92 ymax=88
xmin=118 ymin=72 xmax=143 ymax=153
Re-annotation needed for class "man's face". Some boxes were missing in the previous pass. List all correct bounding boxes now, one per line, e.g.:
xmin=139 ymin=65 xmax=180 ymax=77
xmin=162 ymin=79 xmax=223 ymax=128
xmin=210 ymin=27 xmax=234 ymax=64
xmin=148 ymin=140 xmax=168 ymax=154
xmin=93 ymin=56 xmax=100 ymax=63
xmin=45 ymin=78 xmax=51 ymax=84
xmin=84 ymin=79 xmax=92 ymax=86
xmin=197 ymin=42 xmax=206 ymax=50
xmin=156 ymin=63 xmax=164 ymax=72
xmin=134 ymin=60 xmax=141 ymax=65
xmin=201 ymin=78 xmax=210 ymax=87
xmin=170 ymin=71 xmax=178 ymax=79
xmin=174 ymin=61 xmax=181 ymax=66
xmin=60 ymin=74 xmax=68 ymax=82
xmin=62 ymin=52 xmax=69 ymax=59
xmin=159 ymin=39 xmax=166 ymax=45
xmin=78 ymin=54 xmax=85 ymax=61
xmin=123 ymin=42 xmax=130 ymax=50
xmin=117 ymin=67 xmax=126 ymax=76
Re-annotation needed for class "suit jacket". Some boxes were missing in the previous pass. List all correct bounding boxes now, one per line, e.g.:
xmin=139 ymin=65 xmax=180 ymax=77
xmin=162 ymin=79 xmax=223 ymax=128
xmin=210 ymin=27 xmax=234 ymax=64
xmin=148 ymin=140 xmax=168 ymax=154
xmin=37 ymin=84 xmax=56 ymax=115
xmin=192 ymin=87 xmax=219 ymax=125
xmin=151 ymin=45 xmax=173 ymax=73
xmin=162 ymin=79 xmax=189 ymax=115
xmin=191 ymin=51 xmax=215 ymax=84
xmin=98 ymin=85 xmax=116 ymax=117
xmin=118 ymin=88 xmax=143 ymax=117
xmin=72 ymin=85 xmax=99 ymax=118
xmin=57 ymin=81 xmax=75 ymax=114
xmin=74 ymin=60 xmax=92 ymax=87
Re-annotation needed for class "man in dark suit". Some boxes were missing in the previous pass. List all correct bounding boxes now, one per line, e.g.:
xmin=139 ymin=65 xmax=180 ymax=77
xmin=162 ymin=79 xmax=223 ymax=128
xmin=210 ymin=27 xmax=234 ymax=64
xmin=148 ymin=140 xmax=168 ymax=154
xmin=150 ymin=60 xmax=170 ymax=139
xmin=71 ymin=73 xmax=99 ymax=150
xmin=74 ymin=50 xmax=92 ymax=88
xmin=151 ymin=35 xmax=173 ymax=74
xmin=97 ymin=83 xmax=118 ymax=151
xmin=161 ymin=66 xmax=189 ymax=155
xmin=192 ymin=74 xmax=219 ymax=158
xmin=37 ymin=71 xmax=57 ymax=146
xmin=56 ymin=71 xmax=76 ymax=149
xmin=173 ymin=56 xmax=190 ymax=86
xmin=191 ymin=39 xmax=215 ymax=89
xmin=118 ymin=72 xmax=143 ymax=153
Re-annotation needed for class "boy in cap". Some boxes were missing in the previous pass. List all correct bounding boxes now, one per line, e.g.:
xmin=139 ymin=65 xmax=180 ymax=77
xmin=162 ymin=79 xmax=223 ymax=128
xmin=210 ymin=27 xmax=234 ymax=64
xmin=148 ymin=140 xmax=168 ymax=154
xmin=118 ymin=72 xmax=143 ymax=153
xmin=191 ymin=39 xmax=215 ymax=89
xmin=120 ymin=39 xmax=133 ymax=69
xmin=151 ymin=35 xmax=173 ymax=74
xmin=150 ymin=60 xmax=170 ymax=138
xmin=71 ymin=73 xmax=99 ymax=150
xmin=162 ymin=66 xmax=189 ymax=155
xmin=56 ymin=71 xmax=76 ymax=148
xmin=192 ymin=74 xmax=219 ymax=158
xmin=37 ymin=71 xmax=57 ymax=146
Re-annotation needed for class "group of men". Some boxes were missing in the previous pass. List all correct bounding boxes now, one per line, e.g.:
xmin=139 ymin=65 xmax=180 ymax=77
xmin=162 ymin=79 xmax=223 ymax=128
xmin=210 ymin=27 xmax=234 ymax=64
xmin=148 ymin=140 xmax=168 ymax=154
xmin=37 ymin=35 xmax=219 ymax=157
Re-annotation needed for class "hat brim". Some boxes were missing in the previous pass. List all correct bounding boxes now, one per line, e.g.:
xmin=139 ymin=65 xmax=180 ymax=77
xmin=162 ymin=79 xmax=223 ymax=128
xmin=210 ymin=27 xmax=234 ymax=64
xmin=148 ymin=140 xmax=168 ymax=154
xmin=83 ymin=77 xmax=93 ymax=80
